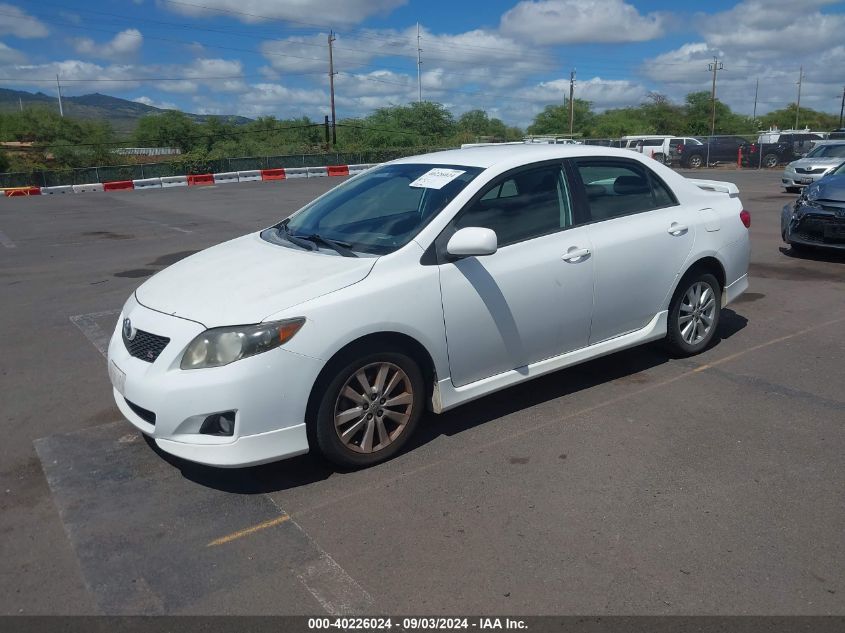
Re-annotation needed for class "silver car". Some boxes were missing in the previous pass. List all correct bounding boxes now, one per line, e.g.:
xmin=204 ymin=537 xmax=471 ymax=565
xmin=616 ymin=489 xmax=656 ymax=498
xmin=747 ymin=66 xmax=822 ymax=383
xmin=782 ymin=141 xmax=845 ymax=192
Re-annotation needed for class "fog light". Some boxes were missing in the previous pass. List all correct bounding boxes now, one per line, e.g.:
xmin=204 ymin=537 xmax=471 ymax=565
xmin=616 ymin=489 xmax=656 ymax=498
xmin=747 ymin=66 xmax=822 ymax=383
xmin=200 ymin=411 xmax=236 ymax=436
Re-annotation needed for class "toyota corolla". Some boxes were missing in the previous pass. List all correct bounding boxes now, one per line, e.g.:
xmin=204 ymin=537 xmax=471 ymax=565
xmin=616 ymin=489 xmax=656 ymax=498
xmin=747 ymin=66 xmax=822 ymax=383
xmin=108 ymin=145 xmax=750 ymax=468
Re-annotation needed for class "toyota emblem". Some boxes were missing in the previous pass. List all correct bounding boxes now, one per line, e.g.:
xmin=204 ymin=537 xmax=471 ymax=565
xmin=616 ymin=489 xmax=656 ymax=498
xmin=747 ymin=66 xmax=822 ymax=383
xmin=122 ymin=318 xmax=136 ymax=341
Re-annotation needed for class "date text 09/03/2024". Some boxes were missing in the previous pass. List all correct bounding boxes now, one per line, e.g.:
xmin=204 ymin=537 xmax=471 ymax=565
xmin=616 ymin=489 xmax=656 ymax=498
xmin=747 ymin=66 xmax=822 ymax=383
xmin=307 ymin=617 xmax=528 ymax=630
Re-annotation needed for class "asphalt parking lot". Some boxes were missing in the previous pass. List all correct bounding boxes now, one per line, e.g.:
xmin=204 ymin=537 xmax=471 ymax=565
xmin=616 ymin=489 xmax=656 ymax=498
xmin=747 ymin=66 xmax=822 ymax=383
xmin=1 ymin=169 xmax=843 ymax=616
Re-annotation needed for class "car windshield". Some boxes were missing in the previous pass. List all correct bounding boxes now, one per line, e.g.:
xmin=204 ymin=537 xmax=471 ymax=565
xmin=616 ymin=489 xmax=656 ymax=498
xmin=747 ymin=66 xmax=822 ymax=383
xmin=806 ymin=144 xmax=845 ymax=158
xmin=832 ymin=162 xmax=845 ymax=175
xmin=265 ymin=163 xmax=482 ymax=256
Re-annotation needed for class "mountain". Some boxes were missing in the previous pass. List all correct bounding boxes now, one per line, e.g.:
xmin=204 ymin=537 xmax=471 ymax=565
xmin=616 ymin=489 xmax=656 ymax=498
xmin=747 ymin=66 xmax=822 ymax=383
xmin=0 ymin=88 xmax=252 ymax=133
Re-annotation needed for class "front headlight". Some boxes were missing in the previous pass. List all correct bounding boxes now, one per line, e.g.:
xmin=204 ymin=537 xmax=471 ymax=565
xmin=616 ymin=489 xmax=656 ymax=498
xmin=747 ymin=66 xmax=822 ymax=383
xmin=180 ymin=318 xmax=305 ymax=369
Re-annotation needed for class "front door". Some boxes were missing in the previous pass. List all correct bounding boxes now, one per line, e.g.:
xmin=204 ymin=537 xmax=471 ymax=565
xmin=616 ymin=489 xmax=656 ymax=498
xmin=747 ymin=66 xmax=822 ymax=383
xmin=437 ymin=162 xmax=595 ymax=387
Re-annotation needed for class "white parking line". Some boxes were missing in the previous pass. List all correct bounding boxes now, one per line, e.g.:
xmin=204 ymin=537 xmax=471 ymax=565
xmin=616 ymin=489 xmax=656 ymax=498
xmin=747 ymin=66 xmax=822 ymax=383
xmin=69 ymin=307 xmax=375 ymax=615
xmin=0 ymin=229 xmax=16 ymax=248
xmin=70 ymin=309 xmax=121 ymax=358
xmin=135 ymin=218 xmax=193 ymax=234
xmin=267 ymin=496 xmax=375 ymax=615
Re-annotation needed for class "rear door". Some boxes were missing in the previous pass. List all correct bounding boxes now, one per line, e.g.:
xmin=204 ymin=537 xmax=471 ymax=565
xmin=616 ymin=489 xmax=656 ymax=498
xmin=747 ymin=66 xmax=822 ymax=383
xmin=572 ymin=158 xmax=695 ymax=344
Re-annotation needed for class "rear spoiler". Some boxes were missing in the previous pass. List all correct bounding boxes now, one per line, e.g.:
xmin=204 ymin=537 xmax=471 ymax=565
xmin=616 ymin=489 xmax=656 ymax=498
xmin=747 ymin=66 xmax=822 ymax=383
xmin=689 ymin=178 xmax=740 ymax=198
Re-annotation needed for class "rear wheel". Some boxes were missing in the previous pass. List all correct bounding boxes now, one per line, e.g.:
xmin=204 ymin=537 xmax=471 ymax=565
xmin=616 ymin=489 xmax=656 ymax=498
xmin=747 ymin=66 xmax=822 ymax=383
xmin=313 ymin=351 xmax=424 ymax=468
xmin=665 ymin=273 xmax=721 ymax=356
xmin=687 ymin=154 xmax=703 ymax=169
xmin=763 ymin=153 xmax=779 ymax=168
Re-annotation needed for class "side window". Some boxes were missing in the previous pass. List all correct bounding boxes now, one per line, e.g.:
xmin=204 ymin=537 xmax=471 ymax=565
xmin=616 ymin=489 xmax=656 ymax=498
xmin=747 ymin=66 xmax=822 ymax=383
xmin=576 ymin=160 xmax=677 ymax=222
xmin=454 ymin=164 xmax=572 ymax=247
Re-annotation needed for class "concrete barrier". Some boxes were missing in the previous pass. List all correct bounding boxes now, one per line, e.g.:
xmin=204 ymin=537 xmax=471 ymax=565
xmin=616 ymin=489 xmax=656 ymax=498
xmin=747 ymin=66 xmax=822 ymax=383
xmin=73 ymin=183 xmax=105 ymax=193
xmin=348 ymin=163 xmax=377 ymax=175
xmin=213 ymin=171 xmax=239 ymax=185
xmin=161 ymin=175 xmax=188 ymax=188
xmin=261 ymin=168 xmax=286 ymax=181
xmin=306 ymin=166 xmax=328 ymax=177
xmin=187 ymin=174 xmax=214 ymax=186
xmin=284 ymin=167 xmax=308 ymax=179
xmin=103 ymin=180 xmax=134 ymax=192
xmin=132 ymin=178 xmax=162 ymax=189
xmin=328 ymin=165 xmax=350 ymax=177
xmin=40 ymin=185 xmax=74 ymax=194
xmin=237 ymin=170 xmax=261 ymax=182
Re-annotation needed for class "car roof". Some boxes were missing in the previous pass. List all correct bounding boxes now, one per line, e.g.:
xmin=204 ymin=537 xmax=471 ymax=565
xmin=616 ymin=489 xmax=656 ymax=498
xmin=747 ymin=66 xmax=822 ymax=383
xmin=389 ymin=144 xmax=649 ymax=170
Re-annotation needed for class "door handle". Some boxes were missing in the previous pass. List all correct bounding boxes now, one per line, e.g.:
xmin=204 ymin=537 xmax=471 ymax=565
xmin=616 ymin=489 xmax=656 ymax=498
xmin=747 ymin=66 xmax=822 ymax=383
xmin=667 ymin=222 xmax=688 ymax=235
xmin=562 ymin=247 xmax=591 ymax=262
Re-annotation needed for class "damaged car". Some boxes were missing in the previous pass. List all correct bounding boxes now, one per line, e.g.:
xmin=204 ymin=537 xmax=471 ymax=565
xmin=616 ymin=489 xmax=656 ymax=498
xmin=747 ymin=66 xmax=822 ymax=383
xmin=782 ymin=162 xmax=845 ymax=252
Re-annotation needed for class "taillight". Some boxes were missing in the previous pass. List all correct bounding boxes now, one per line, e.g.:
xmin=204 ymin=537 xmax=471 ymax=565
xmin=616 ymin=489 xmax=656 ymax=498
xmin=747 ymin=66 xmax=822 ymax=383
xmin=740 ymin=209 xmax=751 ymax=228
xmin=749 ymin=143 xmax=757 ymax=153
xmin=677 ymin=143 xmax=684 ymax=153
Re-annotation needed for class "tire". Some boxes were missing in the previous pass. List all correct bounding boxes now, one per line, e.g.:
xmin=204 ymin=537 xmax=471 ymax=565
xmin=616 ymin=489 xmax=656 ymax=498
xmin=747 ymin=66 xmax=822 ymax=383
xmin=665 ymin=272 xmax=721 ymax=356
xmin=313 ymin=350 xmax=425 ymax=468
xmin=653 ymin=152 xmax=666 ymax=164
xmin=763 ymin=153 xmax=779 ymax=168
xmin=687 ymin=154 xmax=703 ymax=169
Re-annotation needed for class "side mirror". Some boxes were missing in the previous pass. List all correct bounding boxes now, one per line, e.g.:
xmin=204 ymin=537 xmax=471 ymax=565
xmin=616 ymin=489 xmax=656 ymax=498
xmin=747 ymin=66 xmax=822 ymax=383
xmin=446 ymin=227 xmax=498 ymax=258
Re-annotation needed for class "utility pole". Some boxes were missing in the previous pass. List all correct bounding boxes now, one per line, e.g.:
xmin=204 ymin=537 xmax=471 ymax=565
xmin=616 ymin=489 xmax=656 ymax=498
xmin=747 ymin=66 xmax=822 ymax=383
xmin=839 ymin=85 xmax=845 ymax=128
xmin=19 ymin=97 xmax=23 ymax=112
xmin=707 ymin=56 xmax=723 ymax=166
xmin=55 ymin=74 xmax=64 ymax=117
xmin=568 ymin=69 xmax=576 ymax=136
xmin=416 ymin=22 xmax=422 ymax=103
xmin=752 ymin=77 xmax=759 ymax=125
xmin=794 ymin=66 xmax=803 ymax=130
xmin=327 ymin=31 xmax=337 ymax=146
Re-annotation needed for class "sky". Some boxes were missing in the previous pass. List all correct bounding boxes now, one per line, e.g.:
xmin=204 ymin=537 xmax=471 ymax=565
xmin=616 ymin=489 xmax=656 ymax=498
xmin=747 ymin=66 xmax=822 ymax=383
xmin=1 ymin=0 xmax=844 ymax=128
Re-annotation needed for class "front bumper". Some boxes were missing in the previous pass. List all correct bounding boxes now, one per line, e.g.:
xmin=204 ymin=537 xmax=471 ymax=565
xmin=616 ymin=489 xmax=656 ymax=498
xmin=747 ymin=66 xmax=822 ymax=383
xmin=107 ymin=294 xmax=324 ymax=467
xmin=782 ymin=168 xmax=829 ymax=189
xmin=782 ymin=202 xmax=845 ymax=250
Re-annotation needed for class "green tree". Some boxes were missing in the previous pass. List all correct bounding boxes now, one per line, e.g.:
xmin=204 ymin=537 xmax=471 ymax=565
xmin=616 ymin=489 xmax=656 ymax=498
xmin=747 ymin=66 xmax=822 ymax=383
xmin=527 ymin=99 xmax=594 ymax=136
xmin=0 ymin=151 xmax=9 ymax=172
xmin=133 ymin=111 xmax=198 ymax=151
xmin=759 ymin=104 xmax=839 ymax=131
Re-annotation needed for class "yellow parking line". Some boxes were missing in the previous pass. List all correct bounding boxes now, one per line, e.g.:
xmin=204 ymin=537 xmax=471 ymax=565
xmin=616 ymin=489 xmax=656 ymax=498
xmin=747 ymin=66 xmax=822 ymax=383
xmin=206 ymin=514 xmax=290 ymax=547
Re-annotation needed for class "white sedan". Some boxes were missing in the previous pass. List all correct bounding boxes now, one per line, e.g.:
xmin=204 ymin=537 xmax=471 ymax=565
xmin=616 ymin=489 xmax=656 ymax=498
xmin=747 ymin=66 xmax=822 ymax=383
xmin=107 ymin=145 xmax=750 ymax=468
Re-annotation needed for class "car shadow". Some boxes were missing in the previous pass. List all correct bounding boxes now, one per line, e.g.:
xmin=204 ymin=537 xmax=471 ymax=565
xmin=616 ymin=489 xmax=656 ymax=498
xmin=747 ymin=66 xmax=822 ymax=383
xmin=779 ymin=245 xmax=845 ymax=263
xmin=156 ymin=311 xmax=749 ymax=494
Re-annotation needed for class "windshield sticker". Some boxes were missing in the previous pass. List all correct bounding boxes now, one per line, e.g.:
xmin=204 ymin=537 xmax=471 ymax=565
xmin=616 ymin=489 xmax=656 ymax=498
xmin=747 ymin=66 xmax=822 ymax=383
xmin=409 ymin=168 xmax=466 ymax=190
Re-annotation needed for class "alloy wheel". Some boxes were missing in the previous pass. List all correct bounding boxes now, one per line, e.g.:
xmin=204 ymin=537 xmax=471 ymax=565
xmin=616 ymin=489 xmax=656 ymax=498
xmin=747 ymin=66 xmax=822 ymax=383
xmin=678 ymin=281 xmax=716 ymax=345
xmin=333 ymin=362 xmax=414 ymax=454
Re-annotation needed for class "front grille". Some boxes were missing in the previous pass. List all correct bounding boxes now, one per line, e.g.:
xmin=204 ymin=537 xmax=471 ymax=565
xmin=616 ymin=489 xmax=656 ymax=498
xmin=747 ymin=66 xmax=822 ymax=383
xmin=124 ymin=328 xmax=170 ymax=362
xmin=795 ymin=167 xmax=827 ymax=174
xmin=125 ymin=398 xmax=156 ymax=424
xmin=795 ymin=214 xmax=845 ymax=244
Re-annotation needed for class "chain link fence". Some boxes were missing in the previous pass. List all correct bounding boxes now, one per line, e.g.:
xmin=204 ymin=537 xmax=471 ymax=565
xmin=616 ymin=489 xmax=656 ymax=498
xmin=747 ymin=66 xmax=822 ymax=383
xmin=0 ymin=148 xmax=444 ymax=189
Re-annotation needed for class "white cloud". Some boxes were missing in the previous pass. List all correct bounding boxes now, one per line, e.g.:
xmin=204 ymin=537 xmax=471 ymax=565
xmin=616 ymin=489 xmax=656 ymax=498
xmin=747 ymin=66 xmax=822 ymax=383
xmin=72 ymin=29 xmax=143 ymax=60
xmin=0 ymin=3 xmax=49 ymax=38
xmin=155 ymin=58 xmax=247 ymax=94
xmin=0 ymin=40 xmax=26 ymax=64
xmin=133 ymin=96 xmax=178 ymax=110
xmin=500 ymin=0 xmax=665 ymax=45
xmin=161 ymin=0 xmax=406 ymax=26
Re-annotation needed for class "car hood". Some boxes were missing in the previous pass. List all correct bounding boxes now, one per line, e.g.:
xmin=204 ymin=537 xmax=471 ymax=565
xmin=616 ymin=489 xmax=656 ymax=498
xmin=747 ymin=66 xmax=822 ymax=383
xmin=789 ymin=157 xmax=844 ymax=169
xmin=135 ymin=232 xmax=377 ymax=327
xmin=804 ymin=175 xmax=845 ymax=203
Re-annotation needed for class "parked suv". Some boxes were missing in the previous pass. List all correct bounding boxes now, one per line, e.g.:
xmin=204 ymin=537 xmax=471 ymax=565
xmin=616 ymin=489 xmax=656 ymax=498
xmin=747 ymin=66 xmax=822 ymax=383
xmin=675 ymin=136 xmax=748 ymax=168
xmin=743 ymin=131 xmax=825 ymax=168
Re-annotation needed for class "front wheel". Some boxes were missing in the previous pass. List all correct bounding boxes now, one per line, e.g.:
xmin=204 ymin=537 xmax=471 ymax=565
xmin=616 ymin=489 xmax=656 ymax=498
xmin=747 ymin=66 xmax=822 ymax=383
xmin=763 ymin=153 xmax=779 ymax=168
xmin=665 ymin=273 xmax=721 ymax=356
xmin=313 ymin=351 xmax=424 ymax=468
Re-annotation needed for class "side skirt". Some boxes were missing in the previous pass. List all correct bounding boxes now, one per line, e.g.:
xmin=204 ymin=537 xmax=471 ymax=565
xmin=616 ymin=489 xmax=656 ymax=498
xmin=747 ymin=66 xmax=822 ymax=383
xmin=433 ymin=311 xmax=669 ymax=413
